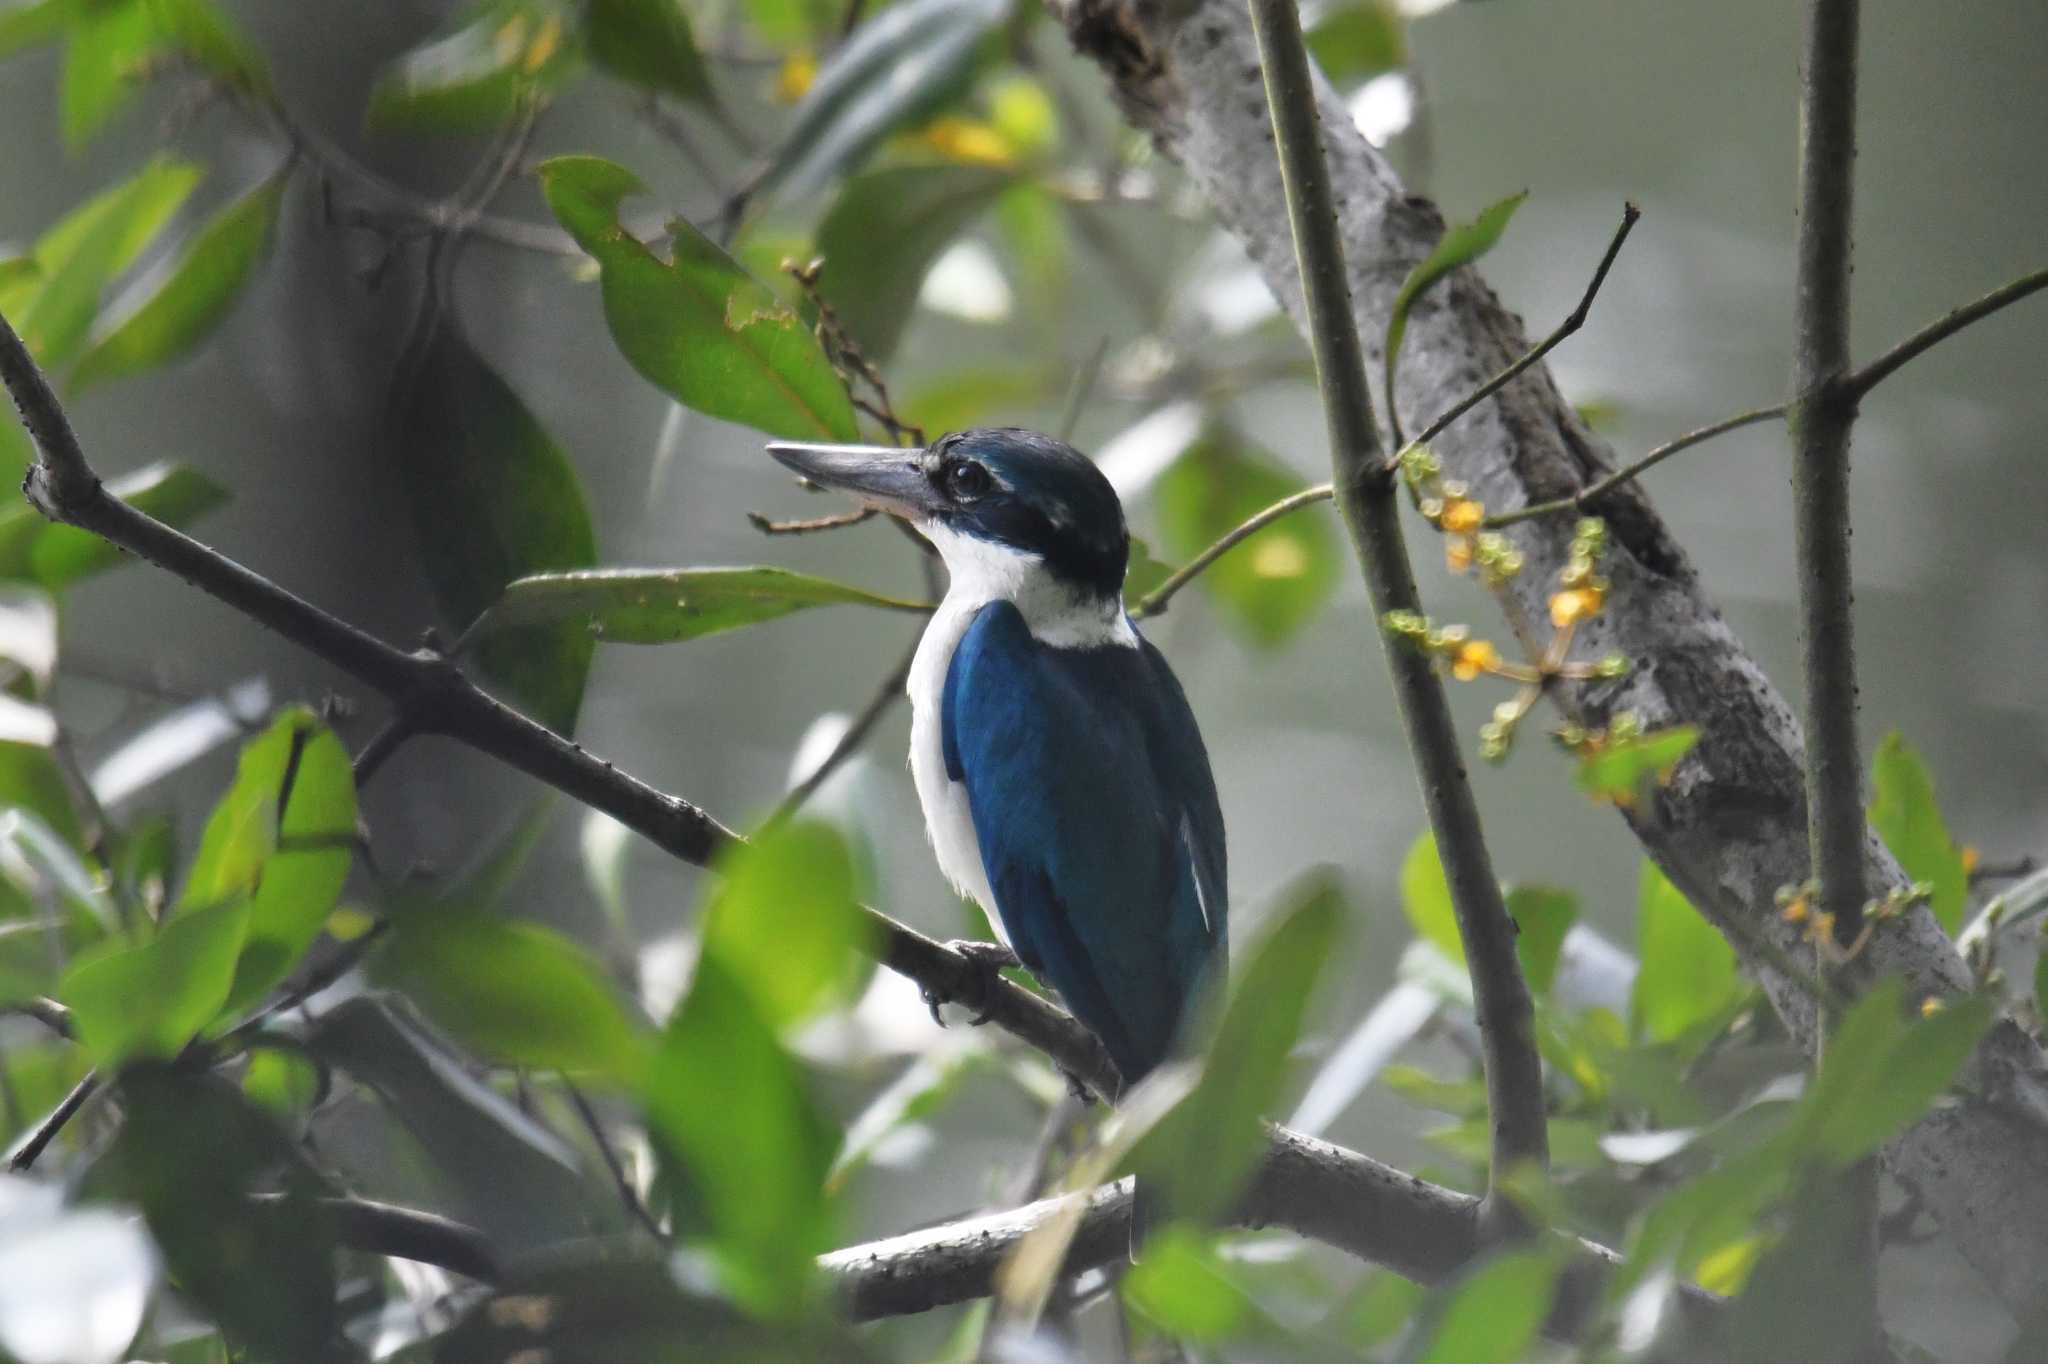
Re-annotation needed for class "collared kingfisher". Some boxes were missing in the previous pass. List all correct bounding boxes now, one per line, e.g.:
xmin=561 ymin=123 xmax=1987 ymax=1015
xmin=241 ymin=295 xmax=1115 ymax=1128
xmin=768 ymin=428 xmax=1228 ymax=1094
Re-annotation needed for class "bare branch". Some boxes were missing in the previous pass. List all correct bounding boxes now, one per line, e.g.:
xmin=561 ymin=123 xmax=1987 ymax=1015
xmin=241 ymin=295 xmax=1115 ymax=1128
xmin=1132 ymin=483 xmax=1334 ymax=618
xmin=1482 ymin=403 xmax=1788 ymax=529
xmin=746 ymin=506 xmax=879 ymax=536
xmin=1846 ymin=265 xmax=2048 ymax=400
xmin=1245 ymin=0 xmax=1546 ymax=1219
xmin=6 ymin=1071 xmax=99 ymax=1172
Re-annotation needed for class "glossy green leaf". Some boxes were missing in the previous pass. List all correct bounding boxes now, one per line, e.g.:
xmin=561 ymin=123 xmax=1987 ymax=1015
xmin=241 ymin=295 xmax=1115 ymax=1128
xmin=756 ymin=0 xmax=1008 ymax=202
xmin=367 ymin=0 xmax=580 ymax=133
xmin=60 ymin=899 xmax=248 ymax=1066
xmin=1384 ymin=191 xmax=1525 ymax=418
xmin=540 ymin=155 xmax=859 ymax=440
xmin=396 ymin=327 xmax=597 ymax=732
xmin=1504 ymin=884 xmax=1575 ymax=996
xmin=1416 ymin=1248 xmax=1561 ymax=1364
xmin=382 ymin=909 xmax=650 ymax=1077
xmin=1306 ymin=0 xmax=1406 ymax=84
xmin=1399 ymin=830 xmax=1462 ymax=965
xmin=1153 ymin=426 xmax=1339 ymax=648
xmin=0 ymin=461 xmax=226 ymax=588
xmin=1574 ymin=724 xmax=1700 ymax=804
xmin=814 ymin=164 xmax=1012 ymax=361
xmin=469 ymin=565 xmax=927 ymax=647
xmin=172 ymin=709 xmax=357 ymax=1014
xmin=1134 ymin=871 xmax=1340 ymax=1226
xmin=59 ymin=0 xmax=162 ymax=147
xmin=1630 ymin=860 xmax=1741 ymax=1044
xmin=703 ymin=820 xmax=871 ymax=1028
xmin=642 ymin=955 xmax=837 ymax=1315
xmin=16 ymin=157 xmax=204 ymax=369
xmin=0 ymin=0 xmax=73 ymax=59
xmin=1793 ymin=976 xmax=1992 ymax=1168
xmin=1869 ymin=730 xmax=1968 ymax=935
xmin=1122 ymin=1226 xmax=1262 ymax=1342
xmin=70 ymin=171 xmax=287 ymax=393
xmin=587 ymin=0 xmax=712 ymax=105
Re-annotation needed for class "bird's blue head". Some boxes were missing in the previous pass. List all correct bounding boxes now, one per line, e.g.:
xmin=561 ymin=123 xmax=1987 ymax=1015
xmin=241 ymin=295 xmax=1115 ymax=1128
xmin=768 ymin=428 xmax=1129 ymax=600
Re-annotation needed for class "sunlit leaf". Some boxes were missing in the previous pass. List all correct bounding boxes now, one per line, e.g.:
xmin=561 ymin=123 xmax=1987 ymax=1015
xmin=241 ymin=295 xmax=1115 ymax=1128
xmin=1416 ymin=1248 xmax=1560 ymax=1364
xmin=1384 ymin=191 xmax=1525 ymax=419
xmin=1122 ymin=1225 xmax=1264 ymax=1343
xmin=586 ymin=0 xmax=712 ymax=106
xmin=397 ymin=328 xmax=597 ymax=732
xmin=814 ymin=165 xmax=1012 ymax=361
xmin=70 ymin=171 xmax=286 ymax=392
xmin=58 ymin=0 xmax=161 ymax=147
xmin=1153 ymin=425 xmax=1339 ymax=648
xmin=1399 ymin=830 xmax=1461 ymax=965
xmin=754 ymin=0 xmax=1008 ymax=202
xmin=381 ymin=908 xmax=650 ymax=1077
xmin=59 ymin=899 xmax=248 ymax=1066
xmin=1868 ymin=731 xmax=1968 ymax=935
xmin=1574 ymin=725 xmax=1699 ymax=805
xmin=1792 ymin=977 xmax=1992 ymax=1168
xmin=1505 ymin=885 xmax=1575 ymax=996
xmin=0 ymin=461 xmax=227 ymax=588
xmin=540 ymin=155 xmax=860 ymax=441
xmin=367 ymin=0 xmax=580 ymax=133
xmin=1134 ymin=871 xmax=1340 ymax=1226
xmin=642 ymin=955 xmax=837 ymax=1315
xmin=1630 ymin=861 xmax=1741 ymax=1045
xmin=702 ymin=820 xmax=871 ymax=1028
xmin=1306 ymin=0 xmax=1406 ymax=84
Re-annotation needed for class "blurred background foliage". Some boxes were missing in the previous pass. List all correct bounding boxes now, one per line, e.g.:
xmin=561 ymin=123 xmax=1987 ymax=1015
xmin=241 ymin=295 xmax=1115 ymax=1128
xmin=0 ymin=0 xmax=2043 ymax=1359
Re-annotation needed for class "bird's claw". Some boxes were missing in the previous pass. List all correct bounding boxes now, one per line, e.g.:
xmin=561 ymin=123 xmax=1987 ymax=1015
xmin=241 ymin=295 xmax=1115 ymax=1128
xmin=922 ymin=939 xmax=1021 ymax=1028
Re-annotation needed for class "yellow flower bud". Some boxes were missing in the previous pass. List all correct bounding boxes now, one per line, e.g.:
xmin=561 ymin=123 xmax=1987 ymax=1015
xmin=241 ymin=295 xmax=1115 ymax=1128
xmin=1452 ymin=640 xmax=1500 ymax=681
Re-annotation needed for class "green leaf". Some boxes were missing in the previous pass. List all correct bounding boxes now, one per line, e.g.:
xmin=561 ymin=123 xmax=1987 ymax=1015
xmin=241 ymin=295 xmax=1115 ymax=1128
xmin=171 ymin=709 xmax=357 ymax=1014
xmin=1574 ymin=724 xmax=1700 ymax=805
xmin=0 ymin=461 xmax=227 ymax=587
xmin=586 ymin=0 xmax=712 ymax=105
xmin=1504 ymin=885 xmax=1575 ymax=996
xmin=16 ymin=157 xmax=205 ymax=369
xmin=642 ymin=955 xmax=837 ymax=1315
xmin=1134 ymin=871 xmax=1341 ymax=1226
xmin=60 ymin=898 xmax=248 ymax=1066
xmin=1384 ymin=191 xmax=1525 ymax=420
xmin=1306 ymin=0 xmax=1406 ymax=84
xmin=1124 ymin=534 xmax=1175 ymax=603
xmin=814 ymin=164 xmax=1012 ymax=361
xmin=1630 ymin=860 xmax=1741 ymax=1045
xmin=1122 ymin=1226 xmax=1263 ymax=1343
xmin=702 ymin=820 xmax=871 ymax=1028
xmin=396 ymin=328 xmax=597 ymax=732
xmin=381 ymin=909 xmax=650 ymax=1077
xmin=144 ymin=0 xmax=271 ymax=94
xmin=755 ymin=0 xmax=1008 ymax=202
xmin=1793 ymin=977 xmax=1993 ymax=1168
xmin=1868 ymin=731 xmax=1968 ymax=935
xmin=0 ymin=738 xmax=84 ymax=849
xmin=1399 ymin=830 xmax=1461 ymax=965
xmin=367 ymin=0 xmax=580 ymax=133
xmin=0 ymin=0 xmax=75 ymax=60
xmin=1416 ymin=1249 xmax=1561 ymax=1364
xmin=70 ymin=171 xmax=287 ymax=393
xmin=1153 ymin=425 xmax=1339 ymax=648
xmin=59 ymin=0 xmax=163 ymax=147
xmin=539 ymin=155 xmax=860 ymax=441
xmin=993 ymin=180 xmax=1068 ymax=320
xmin=241 ymin=1045 xmax=320 ymax=1117
xmin=468 ymin=565 xmax=927 ymax=647
xmin=899 ymin=364 xmax=1053 ymax=438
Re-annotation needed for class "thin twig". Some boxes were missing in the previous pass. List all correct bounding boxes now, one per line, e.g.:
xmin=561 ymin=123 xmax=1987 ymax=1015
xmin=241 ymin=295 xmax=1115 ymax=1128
xmin=1845 ymin=265 xmax=2048 ymax=399
xmin=563 ymin=1079 xmax=667 ymax=1241
xmin=765 ymin=631 xmax=920 ymax=828
xmin=7 ymin=1071 xmax=99 ymax=1172
xmin=1484 ymin=404 xmax=1787 ymax=528
xmin=1132 ymin=483 xmax=1334 ymax=618
xmin=1057 ymin=337 xmax=1112 ymax=443
xmin=1246 ymin=0 xmax=1546 ymax=1227
xmin=1 ymin=997 xmax=73 ymax=1040
xmin=1390 ymin=203 xmax=1640 ymax=466
xmin=745 ymin=506 xmax=878 ymax=536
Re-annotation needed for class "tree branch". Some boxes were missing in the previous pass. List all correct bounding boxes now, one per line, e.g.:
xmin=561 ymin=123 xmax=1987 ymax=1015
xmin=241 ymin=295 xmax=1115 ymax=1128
xmin=1245 ymin=0 xmax=1546 ymax=1216
xmin=1844 ymin=265 xmax=2048 ymax=400
xmin=1482 ymin=403 xmax=1787 ymax=529
xmin=1132 ymin=483 xmax=1334 ymax=618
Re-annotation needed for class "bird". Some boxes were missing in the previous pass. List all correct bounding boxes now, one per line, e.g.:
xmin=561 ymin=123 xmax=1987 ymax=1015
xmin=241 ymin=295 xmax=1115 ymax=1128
xmin=766 ymin=428 xmax=1228 ymax=1097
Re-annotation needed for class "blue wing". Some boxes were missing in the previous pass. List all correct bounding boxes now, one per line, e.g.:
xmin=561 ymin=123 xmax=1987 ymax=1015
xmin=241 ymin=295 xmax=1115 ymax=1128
xmin=942 ymin=602 xmax=1226 ymax=1085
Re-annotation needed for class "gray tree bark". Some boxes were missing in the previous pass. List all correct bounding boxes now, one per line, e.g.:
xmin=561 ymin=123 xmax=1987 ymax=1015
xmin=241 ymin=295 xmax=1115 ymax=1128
xmin=1050 ymin=0 xmax=2048 ymax=1312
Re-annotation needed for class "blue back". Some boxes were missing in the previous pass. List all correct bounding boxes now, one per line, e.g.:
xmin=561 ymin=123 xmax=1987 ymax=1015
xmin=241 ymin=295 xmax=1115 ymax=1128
xmin=942 ymin=601 xmax=1227 ymax=1087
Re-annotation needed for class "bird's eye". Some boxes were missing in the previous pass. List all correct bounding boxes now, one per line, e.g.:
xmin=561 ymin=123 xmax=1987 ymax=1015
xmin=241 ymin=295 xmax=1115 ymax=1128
xmin=944 ymin=461 xmax=992 ymax=500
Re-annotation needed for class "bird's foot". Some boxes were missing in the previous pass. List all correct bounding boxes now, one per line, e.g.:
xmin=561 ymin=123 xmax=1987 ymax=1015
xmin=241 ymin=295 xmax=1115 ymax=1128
xmin=922 ymin=940 xmax=1021 ymax=1027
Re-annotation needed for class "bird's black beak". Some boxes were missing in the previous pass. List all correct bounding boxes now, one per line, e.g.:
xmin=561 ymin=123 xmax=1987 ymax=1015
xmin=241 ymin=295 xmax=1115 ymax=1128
xmin=766 ymin=442 xmax=940 ymax=519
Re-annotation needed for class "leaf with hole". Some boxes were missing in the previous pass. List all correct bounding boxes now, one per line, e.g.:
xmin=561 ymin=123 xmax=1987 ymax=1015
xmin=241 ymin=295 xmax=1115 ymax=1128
xmin=71 ymin=171 xmax=287 ymax=393
xmin=541 ymin=155 xmax=860 ymax=441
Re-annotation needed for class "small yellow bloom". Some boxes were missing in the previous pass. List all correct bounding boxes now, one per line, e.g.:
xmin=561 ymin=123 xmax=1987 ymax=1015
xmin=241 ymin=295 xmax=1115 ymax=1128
xmin=776 ymin=51 xmax=818 ymax=103
xmin=1921 ymin=996 xmax=1945 ymax=1018
xmin=1782 ymin=895 xmax=1810 ymax=924
xmin=1452 ymin=640 xmax=1500 ymax=681
xmin=522 ymin=13 xmax=563 ymax=73
xmin=1445 ymin=533 xmax=1474 ymax=574
xmin=1440 ymin=496 xmax=1484 ymax=534
xmin=1549 ymin=586 xmax=1605 ymax=627
xmin=916 ymin=116 xmax=1017 ymax=167
xmin=1961 ymin=844 xmax=1981 ymax=874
